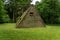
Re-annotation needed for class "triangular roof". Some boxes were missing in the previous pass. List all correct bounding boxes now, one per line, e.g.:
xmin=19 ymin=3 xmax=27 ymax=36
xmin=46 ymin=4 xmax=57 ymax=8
xmin=16 ymin=5 xmax=45 ymax=28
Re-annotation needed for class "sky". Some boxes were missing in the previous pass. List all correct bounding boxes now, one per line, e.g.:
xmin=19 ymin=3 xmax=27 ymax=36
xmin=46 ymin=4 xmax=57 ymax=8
xmin=31 ymin=0 xmax=41 ymax=5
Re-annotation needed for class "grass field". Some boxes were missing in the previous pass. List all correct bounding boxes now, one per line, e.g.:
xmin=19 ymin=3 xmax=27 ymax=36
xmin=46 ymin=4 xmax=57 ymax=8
xmin=0 ymin=23 xmax=60 ymax=40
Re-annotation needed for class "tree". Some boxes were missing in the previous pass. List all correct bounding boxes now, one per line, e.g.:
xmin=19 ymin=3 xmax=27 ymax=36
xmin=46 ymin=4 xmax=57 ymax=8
xmin=35 ymin=0 xmax=60 ymax=24
xmin=5 ymin=0 xmax=31 ymax=22
xmin=0 ymin=0 xmax=10 ymax=23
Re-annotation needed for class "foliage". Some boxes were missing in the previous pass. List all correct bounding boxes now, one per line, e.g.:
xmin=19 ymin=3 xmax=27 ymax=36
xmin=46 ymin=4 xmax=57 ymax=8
xmin=5 ymin=0 xmax=31 ymax=22
xmin=35 ymin=0 xmax=60 ymax=24
xmin=0 ymin=0 xmax=10 ymax=23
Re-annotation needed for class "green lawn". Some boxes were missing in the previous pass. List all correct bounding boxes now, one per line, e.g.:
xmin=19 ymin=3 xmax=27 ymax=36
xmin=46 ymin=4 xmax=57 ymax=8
xmin=0 ymin=23 xmax=60 ymax=40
